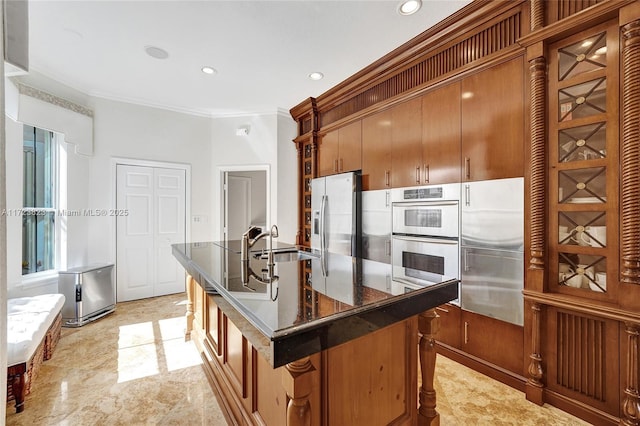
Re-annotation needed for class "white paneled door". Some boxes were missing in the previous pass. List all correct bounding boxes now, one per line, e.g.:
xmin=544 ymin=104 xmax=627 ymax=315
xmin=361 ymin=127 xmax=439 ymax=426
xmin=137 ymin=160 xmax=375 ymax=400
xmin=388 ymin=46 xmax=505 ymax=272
xmin=116 ymin=164 xmax=186 ymax=302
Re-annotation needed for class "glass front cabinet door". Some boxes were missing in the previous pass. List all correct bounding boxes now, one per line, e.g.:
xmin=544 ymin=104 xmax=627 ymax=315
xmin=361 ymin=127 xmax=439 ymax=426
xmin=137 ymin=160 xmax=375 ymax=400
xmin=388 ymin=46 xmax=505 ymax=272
xmin=548 ymin=20 xmax=619 ymax=299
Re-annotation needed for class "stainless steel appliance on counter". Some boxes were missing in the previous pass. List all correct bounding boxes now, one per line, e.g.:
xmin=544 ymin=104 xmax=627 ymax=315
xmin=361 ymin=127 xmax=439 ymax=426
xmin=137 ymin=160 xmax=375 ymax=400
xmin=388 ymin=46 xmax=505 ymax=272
xmin=58 ymin=263 xmax=116 ymax=327
xmin=460 ymin=177 xmax=524 ymax=326
xmin=391 ymin=184 xmax=460 ymax=294
xmin=311 ymin=171 xmax=361 ymax=256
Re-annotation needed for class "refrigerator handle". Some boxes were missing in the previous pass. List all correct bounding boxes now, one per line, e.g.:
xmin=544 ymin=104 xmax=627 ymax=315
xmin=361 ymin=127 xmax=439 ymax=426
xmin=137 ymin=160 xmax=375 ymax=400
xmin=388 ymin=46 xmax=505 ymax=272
xmin=320 ymin=194 xmax=327 ymax=252
xmin=465 ymin=184 xmax=471 ymax=206
xmin=463 ymin=248 xmax=470 ymax=272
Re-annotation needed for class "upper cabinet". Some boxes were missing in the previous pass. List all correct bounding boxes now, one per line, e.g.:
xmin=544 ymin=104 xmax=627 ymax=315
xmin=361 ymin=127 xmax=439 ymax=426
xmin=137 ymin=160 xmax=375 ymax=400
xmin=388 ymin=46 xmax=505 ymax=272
xmin=422 ymin=82 xmax=462 ymax=185
xmin=548 ymin=20 xmax=619 ymax=301
xmin=362 ymin=109 xmax=392 ymax=191
xmin=318 ymin=121 xmax=362 ymax=177
xmin=391 ymin=97 xmax=423 ymax=188
xmin=461 ymin=57 xmax=525 ymax=181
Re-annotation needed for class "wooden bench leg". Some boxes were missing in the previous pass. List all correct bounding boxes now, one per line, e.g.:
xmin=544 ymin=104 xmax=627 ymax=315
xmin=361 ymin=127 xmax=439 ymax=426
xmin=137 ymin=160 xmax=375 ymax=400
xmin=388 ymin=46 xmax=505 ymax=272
xmin=10 ymin=370 xmax=27 ymax=413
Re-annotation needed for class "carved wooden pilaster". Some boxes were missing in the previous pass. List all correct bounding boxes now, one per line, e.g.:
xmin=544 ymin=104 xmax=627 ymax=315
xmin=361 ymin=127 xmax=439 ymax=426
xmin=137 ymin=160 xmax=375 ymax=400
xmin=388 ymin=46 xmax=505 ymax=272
xmin=295 ymin=140 xmax=304 ymax=246
xmin=529 ymin=55 xmax=547 ymax=270
xmin=526 ymin=303 xmax=544 ymax=405
xmin=185 ymin=274 xmax=194 ymax=340
xmin=418 ymin=309 xmax=440 ymax=426
xmin=622 ymin=323 xmax=640 ymax=426
xmin=621 ymin=20 xmax=640 ymax=284
xmin=530 ymin=0 xmax=545 ymax=31
xmin=282 ymin=357 xmax=314 ymax=426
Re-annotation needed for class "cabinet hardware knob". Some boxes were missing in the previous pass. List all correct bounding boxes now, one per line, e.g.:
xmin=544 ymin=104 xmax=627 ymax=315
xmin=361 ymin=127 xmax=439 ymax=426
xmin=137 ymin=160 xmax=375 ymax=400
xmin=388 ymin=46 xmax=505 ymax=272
xmin=416 ymin=166 xmax=420 ymax=183
xmin=464 ymin=321 xmax=469 ymax=344
xmin=465 ymin=157 xmax=471 ymax=179
xmin=385 ymin=170 xmax=390 ymax=187
xmin=424 ymin=164 xmax=429 ymax=183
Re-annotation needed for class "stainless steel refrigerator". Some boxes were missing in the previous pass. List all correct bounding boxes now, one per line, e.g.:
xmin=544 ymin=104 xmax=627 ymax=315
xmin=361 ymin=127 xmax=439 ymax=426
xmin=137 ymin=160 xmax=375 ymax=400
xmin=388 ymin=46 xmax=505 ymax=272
xmin=311 ymin=172 xmax=361 ymax=304
xmin=460 ymin=177 xmax=524 ymax=326
xmin=311 ymin=171 xmax=361 ymax=257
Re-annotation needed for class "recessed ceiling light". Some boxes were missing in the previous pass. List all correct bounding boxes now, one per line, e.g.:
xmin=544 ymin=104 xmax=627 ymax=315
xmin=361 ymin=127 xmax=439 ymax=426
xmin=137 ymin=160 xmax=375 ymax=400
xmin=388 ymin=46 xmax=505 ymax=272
xmin=308 ymin=72 xmax=324 ymax=81
xmin=201 ymin=66 xmax=217 ymax=75
xmin=144 ymin=45 xmax=169 ymax=60
xmin=398 ymin=0 xmax=422 ymax=15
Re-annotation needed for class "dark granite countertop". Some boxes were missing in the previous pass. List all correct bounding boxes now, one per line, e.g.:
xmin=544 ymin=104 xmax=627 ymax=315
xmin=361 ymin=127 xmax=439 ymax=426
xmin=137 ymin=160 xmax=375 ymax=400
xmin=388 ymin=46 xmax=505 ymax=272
xmin=172 ymin=240 xmax=458 ymax=368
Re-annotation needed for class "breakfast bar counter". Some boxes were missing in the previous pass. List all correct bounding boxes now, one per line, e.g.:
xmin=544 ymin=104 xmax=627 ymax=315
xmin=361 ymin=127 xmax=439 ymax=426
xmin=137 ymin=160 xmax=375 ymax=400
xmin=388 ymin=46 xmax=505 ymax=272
xmin=172 ymin=241 xmax=458 ymax=426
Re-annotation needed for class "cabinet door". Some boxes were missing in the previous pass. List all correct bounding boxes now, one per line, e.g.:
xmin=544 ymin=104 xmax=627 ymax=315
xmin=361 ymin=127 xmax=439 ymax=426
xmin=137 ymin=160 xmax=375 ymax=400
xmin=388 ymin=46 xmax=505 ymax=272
xmin=391 ymin=97 xmax=423 ymax=188
xmin=338 ymin=120 xmax=362 ymax=173
xmin=318 ymin=129 xmax=339 ymax=176
xmin=461 ymin=57 xmax=524 ymax=181
xmin=435 ymin=304 xmax=461 ymax=349
xmin=461 ymin=309 xmax=524 ymax=375
xmin=422 ymin=82 xmax=462 ymax=185
xmin=362 ymin=109 xmax=392 ymax=190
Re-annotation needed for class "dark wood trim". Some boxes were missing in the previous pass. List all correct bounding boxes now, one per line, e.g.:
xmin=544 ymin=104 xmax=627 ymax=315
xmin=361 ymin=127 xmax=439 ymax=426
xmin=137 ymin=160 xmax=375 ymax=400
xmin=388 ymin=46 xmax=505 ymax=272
xmin=620 ymin=18 xmax=640 ymax=286
xmin=523 ymin=290 xmax=640 ymax=323
xmin=542 ymin=388 xmax=620 ymax=426
xmin=435 ymin=344 xmax=527 ymax=393
xmin=518 ymin=0 xmax=635 ymax=47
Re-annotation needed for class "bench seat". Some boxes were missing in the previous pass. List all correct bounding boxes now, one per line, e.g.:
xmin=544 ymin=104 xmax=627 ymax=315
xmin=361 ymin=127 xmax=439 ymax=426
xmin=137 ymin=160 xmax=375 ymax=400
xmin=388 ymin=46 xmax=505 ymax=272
xmin=6 ymin=294 xmax=65 ymax=413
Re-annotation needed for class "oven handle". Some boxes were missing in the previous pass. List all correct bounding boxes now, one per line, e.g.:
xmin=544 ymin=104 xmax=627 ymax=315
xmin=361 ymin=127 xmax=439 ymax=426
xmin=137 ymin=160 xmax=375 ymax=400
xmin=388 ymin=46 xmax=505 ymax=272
xmin=392 ymin=234 xmax=459 ymax=245
xmin=392 ymin=201 xmax=459 ymax=208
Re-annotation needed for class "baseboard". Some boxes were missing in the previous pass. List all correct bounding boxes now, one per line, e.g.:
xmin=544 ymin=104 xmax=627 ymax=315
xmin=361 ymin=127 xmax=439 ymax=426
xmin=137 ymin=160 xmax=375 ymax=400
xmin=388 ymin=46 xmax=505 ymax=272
xmin=435 ymin=343 xmax=526 ymax=392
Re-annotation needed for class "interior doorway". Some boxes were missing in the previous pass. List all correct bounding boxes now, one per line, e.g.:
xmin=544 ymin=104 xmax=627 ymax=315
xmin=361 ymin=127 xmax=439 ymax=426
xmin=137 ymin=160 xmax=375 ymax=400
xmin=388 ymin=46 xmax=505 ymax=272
xmin=221 ymin=166 xmax=269 ymax=241
xmin=115 ymin=160 xmax=189 ymax=302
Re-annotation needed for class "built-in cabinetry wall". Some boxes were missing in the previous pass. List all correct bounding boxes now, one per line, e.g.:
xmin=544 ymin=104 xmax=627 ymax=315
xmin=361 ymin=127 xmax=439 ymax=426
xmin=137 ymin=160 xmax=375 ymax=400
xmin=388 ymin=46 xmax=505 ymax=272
xmin=291 ymin=1 xmax=640 ymax=424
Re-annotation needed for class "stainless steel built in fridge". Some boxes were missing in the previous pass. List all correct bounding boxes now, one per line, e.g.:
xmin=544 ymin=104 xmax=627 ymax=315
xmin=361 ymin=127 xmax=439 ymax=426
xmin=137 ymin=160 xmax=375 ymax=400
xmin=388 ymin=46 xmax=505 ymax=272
xmin=460 ymin=177 xmax=524 ymax=326
xmin=310 ymin=172 xmax=361 ymax=304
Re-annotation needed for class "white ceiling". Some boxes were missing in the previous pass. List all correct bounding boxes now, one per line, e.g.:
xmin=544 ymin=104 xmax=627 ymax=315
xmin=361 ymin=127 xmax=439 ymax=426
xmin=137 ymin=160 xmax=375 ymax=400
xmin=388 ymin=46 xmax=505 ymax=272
xmin=19 ymin=0 xmax=472 ymax=117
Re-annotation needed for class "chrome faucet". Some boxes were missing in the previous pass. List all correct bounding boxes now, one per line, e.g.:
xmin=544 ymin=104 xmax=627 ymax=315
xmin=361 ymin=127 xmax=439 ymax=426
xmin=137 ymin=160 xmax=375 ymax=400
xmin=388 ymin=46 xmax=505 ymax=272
xmin=241 ymin=225 xmax=279 ymax=263
xmin=240 ymin=225 xmax=280 ymax=300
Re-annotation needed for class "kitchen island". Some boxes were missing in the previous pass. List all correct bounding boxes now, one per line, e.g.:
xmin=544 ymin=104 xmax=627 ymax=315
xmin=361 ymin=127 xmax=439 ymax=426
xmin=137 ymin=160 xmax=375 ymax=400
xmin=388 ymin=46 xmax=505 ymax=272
xmin=172 ymin=241 xmax=458 ymax=426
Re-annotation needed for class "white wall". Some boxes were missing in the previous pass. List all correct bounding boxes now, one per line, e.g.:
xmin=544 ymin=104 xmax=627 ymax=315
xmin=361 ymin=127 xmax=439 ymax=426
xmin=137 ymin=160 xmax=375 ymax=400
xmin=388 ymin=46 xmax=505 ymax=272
xmin=86 ymin=97 xmax=213 ymax=264
xmin=210 ymin=113 xmax=298 ymax=243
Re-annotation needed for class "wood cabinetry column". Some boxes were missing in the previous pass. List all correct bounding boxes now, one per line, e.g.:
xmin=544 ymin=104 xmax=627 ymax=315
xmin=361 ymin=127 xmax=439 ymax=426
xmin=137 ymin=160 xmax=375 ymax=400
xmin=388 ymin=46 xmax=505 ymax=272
xmin=526 ymin=302 xmax=544 ymax=405
xmin=530 ymin=0 xmax=545 ymax=31
xmin=620 ymin=18 xmax=640 ymax=285
xmin=282 ymin=357 xmax=315 ymax=426
xmin=528 ymin=46 xmax=547 ymax=273
xmin=622 ymin=323 xmax=640 ymax=426
xmin=418 ymin=309 xmax=440 ymax=426
xmin=185 ymin=273 xmax=194 ymax=339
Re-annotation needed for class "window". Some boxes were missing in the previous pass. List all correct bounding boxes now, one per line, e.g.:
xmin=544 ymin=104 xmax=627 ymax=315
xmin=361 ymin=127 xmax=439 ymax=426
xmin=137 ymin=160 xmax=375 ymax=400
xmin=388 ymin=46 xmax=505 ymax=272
xmin=22 ymin=125 xmax=56 ymax=275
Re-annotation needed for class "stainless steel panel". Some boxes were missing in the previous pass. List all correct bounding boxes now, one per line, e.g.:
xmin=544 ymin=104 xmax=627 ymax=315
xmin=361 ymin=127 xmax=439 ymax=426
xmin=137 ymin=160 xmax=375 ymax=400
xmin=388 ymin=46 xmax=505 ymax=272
xmin=461 ymin=177 xmax=524 ymax=250
xmin=362 ymin=189 xmax=391 ymax=263
xmin=460 ymin=247 xmax=523 ymax=326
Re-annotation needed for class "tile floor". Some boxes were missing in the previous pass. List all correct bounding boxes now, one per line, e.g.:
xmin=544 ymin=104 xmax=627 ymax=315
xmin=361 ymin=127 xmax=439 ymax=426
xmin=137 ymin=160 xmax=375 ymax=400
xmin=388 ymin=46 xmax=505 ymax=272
xmin=6 ymin=293 xmax=590 ymax=425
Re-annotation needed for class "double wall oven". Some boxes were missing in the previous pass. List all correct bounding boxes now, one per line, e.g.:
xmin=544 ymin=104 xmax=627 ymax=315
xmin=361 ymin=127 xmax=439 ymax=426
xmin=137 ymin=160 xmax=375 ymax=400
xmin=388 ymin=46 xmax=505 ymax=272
xmin=391 ymin=184 xmax=460 ymax=297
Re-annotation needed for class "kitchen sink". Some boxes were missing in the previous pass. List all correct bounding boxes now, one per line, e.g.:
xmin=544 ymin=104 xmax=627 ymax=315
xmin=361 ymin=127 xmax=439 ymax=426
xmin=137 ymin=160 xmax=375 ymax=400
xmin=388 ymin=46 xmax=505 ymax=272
xmin=252 ymin=248 xmax=318 ymax=263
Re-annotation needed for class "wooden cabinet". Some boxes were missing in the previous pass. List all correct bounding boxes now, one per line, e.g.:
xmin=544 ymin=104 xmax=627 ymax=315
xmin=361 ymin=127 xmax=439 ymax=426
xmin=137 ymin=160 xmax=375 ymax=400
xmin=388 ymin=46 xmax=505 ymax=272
xmin=317 ymin=120 xmax=362 ymax=177
xmin=434 ymin=304 xmax=461 ymax=349
xmin=461 ymin=57 xmax=524 ymax=181
xmin=461 ymin=310 xmax=524 ymax=377
xmin=422 ymin=82 xmax=462 ymax=185
xmin=362 ymin=109 xmax=392 ymax=190
xmin=548 ymin=21 xmax=619 ymax=302
xmin=391 ymin=97 xmax=423 ymax=188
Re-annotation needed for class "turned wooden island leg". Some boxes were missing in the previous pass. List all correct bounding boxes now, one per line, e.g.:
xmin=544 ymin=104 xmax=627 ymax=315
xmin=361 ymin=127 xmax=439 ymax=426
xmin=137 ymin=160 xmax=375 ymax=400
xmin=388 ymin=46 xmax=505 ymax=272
xmin=282 ymin=357 xmax=315 ymax=426
xmin=185 ymin=274 xmax=194 ymax=340
xmin=418 ymin=308 xmax=440 ymax=426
